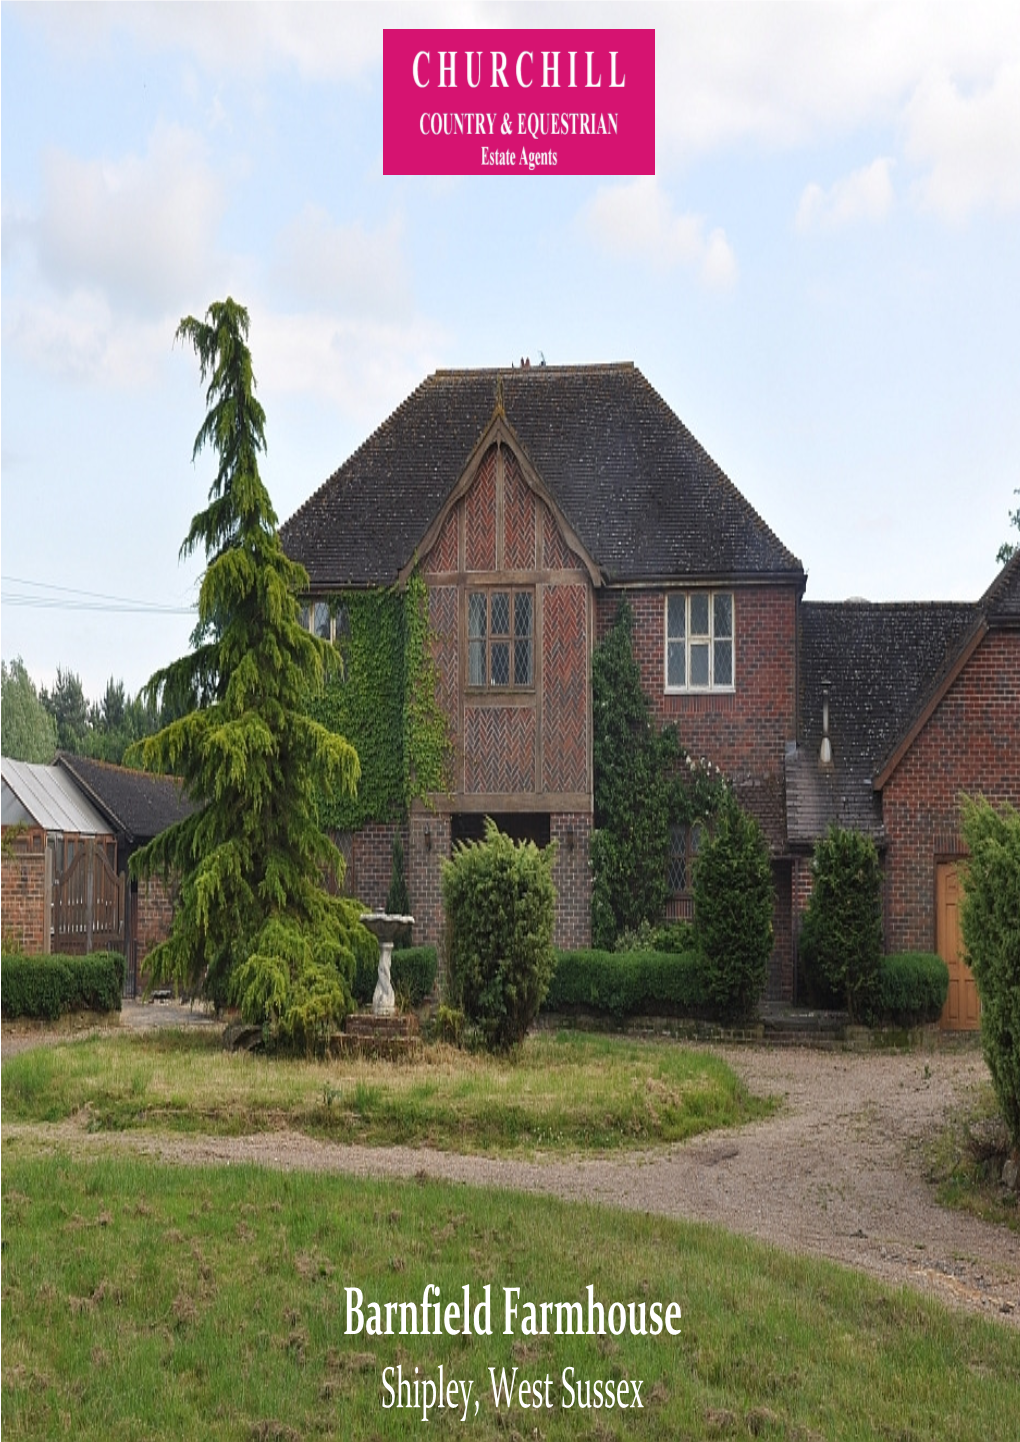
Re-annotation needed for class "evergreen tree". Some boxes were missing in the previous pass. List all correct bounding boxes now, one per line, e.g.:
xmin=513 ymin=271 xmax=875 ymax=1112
xmin=41 ymin=666 xmax=89 ymax=752
xmin=590 ymin=600 xmax=679 ymax=947
xmin=131 ymin=298 xmax=363 ymax=1046
xmin=1 ymin=658 xmax=58 ymax=762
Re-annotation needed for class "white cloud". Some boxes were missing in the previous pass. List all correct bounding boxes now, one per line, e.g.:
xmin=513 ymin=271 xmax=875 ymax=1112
xmin=582 ymin=177 xmax=737 ymax=288
xmin=796 ymin=158 xmax=896 ymax=232
xmin=905 ymin=63 xmax=1020 ymax=219
xmin=250 ymin=304 xmax=448 ymax=421
xmin=2 ymin=291 xmax=172 ymax=388
xmin=8 ymin=124 xmax=224 ymax=316
xmin=272 ymin=206 xmax=412 ymax=318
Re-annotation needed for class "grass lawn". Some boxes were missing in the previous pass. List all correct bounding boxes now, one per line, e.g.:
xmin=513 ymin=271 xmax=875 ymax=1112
xmin=1 ymin=1028 xmax=772 ymax=1153
xmin=2 ymin=1145 xmax=1017 ymax=1442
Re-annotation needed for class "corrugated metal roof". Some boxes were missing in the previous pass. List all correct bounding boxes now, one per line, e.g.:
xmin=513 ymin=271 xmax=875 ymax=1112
xmin=0 ymin=757 xmax=112 ymax=836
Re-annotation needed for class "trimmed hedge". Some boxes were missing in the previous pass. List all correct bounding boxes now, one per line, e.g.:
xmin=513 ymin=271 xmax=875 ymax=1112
xmin=543 ymin=948 xmax=708 ymax=1020
xmin=1 ymin=951 xmax=124 ymax=1020
xmin=867 ymin=952 xmax=948 ymax=1026
xmin=352 ymin=944 xmax=437 ymax=1009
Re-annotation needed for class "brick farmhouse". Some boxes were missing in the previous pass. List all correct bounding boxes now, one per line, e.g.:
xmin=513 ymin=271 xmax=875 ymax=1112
xmin=281 ymin=364 xmax=1020 ymax=1026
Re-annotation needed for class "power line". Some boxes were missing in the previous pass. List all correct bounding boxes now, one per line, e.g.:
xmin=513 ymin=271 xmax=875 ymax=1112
xmin=1 ymin=575 xmax=196 ymax=616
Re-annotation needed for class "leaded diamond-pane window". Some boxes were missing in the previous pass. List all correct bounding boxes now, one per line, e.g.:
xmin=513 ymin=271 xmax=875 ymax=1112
xmin=664 ymin=592 xmax=736 ymax=693
xmin=467 ymin=588 xmax=535 ymax=688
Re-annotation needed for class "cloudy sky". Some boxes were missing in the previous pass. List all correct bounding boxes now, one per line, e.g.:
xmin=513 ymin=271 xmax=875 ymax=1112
xmin=2 ymin=2 xmax=1018 ymax=697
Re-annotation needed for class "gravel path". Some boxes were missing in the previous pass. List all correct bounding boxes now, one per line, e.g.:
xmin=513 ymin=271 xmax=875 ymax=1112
xmin=4 ymin=1022 xmax=1018 ymax=1325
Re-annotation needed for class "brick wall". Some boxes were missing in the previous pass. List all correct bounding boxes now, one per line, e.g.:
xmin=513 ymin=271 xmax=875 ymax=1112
xmin=407 ymin=811 xmax=450 ymax=959
xmin=1 ymin=826 xmax=48 ymax=954
xmin=550 ymin=812 xmax=592 ymax=949
xmin=597 ymin=585 xmax=799 ymax=779
xmin=882 ymin=630 xmax=1020 ymax=952
xmin=352 ymin=821 xmax=403 ymax=913
xmin=133 ymin=874 xmax=175 ymax=968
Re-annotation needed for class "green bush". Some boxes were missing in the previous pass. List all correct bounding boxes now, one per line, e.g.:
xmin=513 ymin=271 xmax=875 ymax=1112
xmin=352 ymin=944 xmax=437 ymax=1009
xmin=799 ymin=826 xmax=883 ymax=1022
xmin=868 ymin=953 xmax=949 ymax=1026
xmin=693 ymin=796 xmax=774 ymax=1020
xmin=442 ymin=819 xmax=556 ymax=1052
xmin=1 ymin=951 xmax=124 ymax=1020
xmin=544 ymin=948 xmax=708 ymax=1019
xmin=961 ymin=797 xmax=1020 ymax=1150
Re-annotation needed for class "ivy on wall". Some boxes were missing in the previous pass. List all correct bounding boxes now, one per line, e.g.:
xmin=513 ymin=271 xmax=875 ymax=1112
xmin=309 ymin=572 xmax=452 ymax=830
xmin=403 ymin=571 xmax=454 ymax=805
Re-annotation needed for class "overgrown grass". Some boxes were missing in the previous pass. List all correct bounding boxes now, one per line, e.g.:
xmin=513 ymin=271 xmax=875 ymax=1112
xmin=2 ymin=1147 xmax=1017 ymax=1441
xmin=1 ymin=1029 xmax=772 ymax=1153
xmin=926 ymin=1078 xmax=1020 ymax=1232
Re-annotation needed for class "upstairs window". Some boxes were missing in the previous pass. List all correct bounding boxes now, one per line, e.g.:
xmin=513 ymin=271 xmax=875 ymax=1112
xmin=468 ymin=589 xmax=534 ymax=688
xmin=665 ymin=592 xmax=734 ymax=692
xmin=300 ymin=600 xmax=350 ymax=648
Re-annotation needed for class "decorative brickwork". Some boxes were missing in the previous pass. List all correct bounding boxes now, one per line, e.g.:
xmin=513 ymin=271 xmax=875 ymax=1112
xmin=542 ymin=583 xmax=590 ymax=794
xmin=882 ymin=631 xmax=1020 ymax=952
xmin=541 ymin=502 xmax=575 ymax=571
xmin=465 ymin=447 xmax=497 ymax=571
xmin=1 ymin=826 xmax=49 ymax=954
xmin=550 ymin=812 xmax=592 ymax=949
xmin=463 ymin=706 xmax=536 ymax=794
xmin=503 ymin=451 xmax=536 ymax=571
xmin=428 ymin=585 xmax=459 ymax=739
xmin=423 ymin=507 xmax=460 ymax=574
xmin=407 ymin=810 xmax=450 ymax=961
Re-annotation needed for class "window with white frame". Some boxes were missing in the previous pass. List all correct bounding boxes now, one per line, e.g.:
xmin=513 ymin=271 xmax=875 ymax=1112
xmin=665 ymin=592 xmax=734 ymax=691
xmin=467 ymin=589 xmax=534 ymax=688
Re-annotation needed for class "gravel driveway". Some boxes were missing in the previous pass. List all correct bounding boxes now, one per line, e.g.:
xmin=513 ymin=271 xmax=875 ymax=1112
xmin=4 ymin=1021 xmax=1018 ymax=1324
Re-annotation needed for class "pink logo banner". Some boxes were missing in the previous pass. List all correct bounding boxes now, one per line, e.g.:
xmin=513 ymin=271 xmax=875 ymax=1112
xmin=384 ymin=29 xmax=655 ymax=176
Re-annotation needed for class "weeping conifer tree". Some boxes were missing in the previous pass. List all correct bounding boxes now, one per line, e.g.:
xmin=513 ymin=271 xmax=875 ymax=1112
xmin=131 ymin=299 xmax=367 ymax=1046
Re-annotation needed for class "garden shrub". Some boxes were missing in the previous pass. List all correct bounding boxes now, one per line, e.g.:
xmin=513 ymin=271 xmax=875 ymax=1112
xmin=799 ymin=826 xmax=883 ymax=1022
xmin=960 ymin=796 xmax=1020 ymax=1150
xmin=543 ymin=948 xmax=708 ymax=1019
xmin=442 ymin=819 xmax=556 ymax=1052
xmin=1 ymin=951 xmax=124 ymax=1020
xmin=352 ymin=943 xmax=437 ymax=1009
xmin=693 ymin=796 xmax=774 ymax=1020
xmin=868 ymin=953 xmax=949 ymax=1026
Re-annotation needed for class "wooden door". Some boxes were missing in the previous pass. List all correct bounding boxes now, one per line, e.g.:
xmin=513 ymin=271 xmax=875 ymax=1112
xmin=937 ymin=862 xmax=980 ymax=1030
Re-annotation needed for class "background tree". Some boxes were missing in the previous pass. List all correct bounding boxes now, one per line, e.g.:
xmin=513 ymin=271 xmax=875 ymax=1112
xmin=41 ymin=667 xmax=89 ymax=753
xmin=997 ymin=489 xmax=1020 ymax=566
xmin=131 ymin=298 xmax=363 ymax=1045
xmin=1 ymin=658 xmax=58 ymax=762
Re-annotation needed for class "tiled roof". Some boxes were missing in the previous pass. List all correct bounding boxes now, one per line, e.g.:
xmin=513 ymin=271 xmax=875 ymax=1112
xmin=979 ymin=548 xmax=1020 ymax=623
xmin=55 ymin=754 xmax=196 ymax=844
xmin=786 ymin=600 xmax=976 ymax=845
xmin=280 ymin=365 xmax=804 ymax=587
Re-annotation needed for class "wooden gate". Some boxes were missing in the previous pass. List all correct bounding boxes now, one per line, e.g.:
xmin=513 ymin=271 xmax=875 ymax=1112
xmin=52 ymin=835 xmax=125 ymax=955
xmin=937 ymin=861 xmax=980 ymax=1031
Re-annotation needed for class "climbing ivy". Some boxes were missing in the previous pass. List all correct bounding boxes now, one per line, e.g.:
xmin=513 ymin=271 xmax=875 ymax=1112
xmin=403 ymin=569 xmax=454 ymax=805
xmin=309 ymin=571 xmax=452 ymax=830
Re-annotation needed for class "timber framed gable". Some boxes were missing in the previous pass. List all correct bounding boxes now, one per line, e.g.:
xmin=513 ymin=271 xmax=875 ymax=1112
xmin=409 ymin=420 xmax=596 ymax=815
